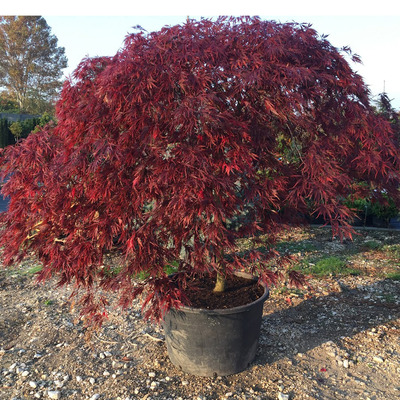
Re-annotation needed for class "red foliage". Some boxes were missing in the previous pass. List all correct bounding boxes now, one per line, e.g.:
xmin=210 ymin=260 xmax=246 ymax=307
xmin=1 ymin=17 xmax=400 ymax=326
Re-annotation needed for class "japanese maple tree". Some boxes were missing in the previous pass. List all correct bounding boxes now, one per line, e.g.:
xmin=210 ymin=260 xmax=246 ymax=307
xmin=1 ymin=17 xmax=400 ymax=326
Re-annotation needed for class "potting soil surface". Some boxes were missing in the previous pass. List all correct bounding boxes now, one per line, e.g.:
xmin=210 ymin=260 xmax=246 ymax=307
xmin=182 ymin=273 xmax=264 ymax=310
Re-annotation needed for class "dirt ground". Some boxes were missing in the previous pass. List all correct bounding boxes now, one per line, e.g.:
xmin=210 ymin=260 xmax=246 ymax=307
xmin=0 ymin=226 xmax=399 ymax=400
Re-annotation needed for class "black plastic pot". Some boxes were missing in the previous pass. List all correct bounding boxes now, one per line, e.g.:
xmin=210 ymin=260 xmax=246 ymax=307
xmin=162 ymin=271 xmax=269 ymax=376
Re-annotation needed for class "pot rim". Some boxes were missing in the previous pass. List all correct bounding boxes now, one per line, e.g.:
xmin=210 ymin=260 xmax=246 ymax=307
xmin=169 ymin=270 xmax=269 ymax=315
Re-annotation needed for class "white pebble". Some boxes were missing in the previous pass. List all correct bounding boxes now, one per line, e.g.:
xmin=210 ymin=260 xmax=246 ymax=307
xmin=343 ymin=359 xmax=349 ymax=368
xmin=90 ymin=395 xmax=101 ymax=400
xmin=112 ymin=361 xmax=124 ymax=369
xmin=148 ymin=371 xmax=156 ymax=378
xmin=150 ymin=381 xmax=158 ymax=389
xmin=103 ymin=370 xmax=110 ymax=376
xmin=9 ymin=363 xmax=17 ymax=371
xmin=89 ymin=377 xmax=96 ymax=385
xmin=76 ymin=376 xmax=82 ymax=382
xmin=47 ymin=390 xmax=61 ymax=400
xmin=278 ymin=393 xmax=289 ymax=400
xmin=22 ymin=370 xmax=30 ymax=377
xmin=373 ymin=356 xmax=384 ymax=363
xmin=29 ymin=381 xmax=38 ymax=388
xmin=182 ymin=380 xmax=189 ymax=386
xmin=104 ymin=351 xmax=112 ymax=357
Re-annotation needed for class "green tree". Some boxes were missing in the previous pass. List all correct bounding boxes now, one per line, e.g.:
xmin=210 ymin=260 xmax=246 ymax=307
xmin=9 ymin=121 xmax=22 ymax=142
xmin=32 ymin=112 xmax=53 ymax=133
xmin=0 ymin=91 xmax=19 ymax=112
xmin=0 ymin=16 xmax=68 ymax=113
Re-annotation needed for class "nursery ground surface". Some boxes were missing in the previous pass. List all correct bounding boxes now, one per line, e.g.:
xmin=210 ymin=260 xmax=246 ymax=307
xmin=0 ymin=226 xmax=399 ymax=400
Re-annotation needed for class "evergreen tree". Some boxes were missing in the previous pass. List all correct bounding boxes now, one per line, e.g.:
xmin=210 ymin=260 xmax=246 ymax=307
xmin=375 ymin=93 xmax=400 ymax=140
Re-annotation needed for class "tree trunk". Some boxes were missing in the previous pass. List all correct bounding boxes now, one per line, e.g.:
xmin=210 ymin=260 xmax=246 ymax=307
xmin=213 ymin=271 xmax=225 ymax=292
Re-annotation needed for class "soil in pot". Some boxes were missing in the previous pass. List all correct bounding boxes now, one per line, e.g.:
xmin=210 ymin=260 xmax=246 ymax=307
xmin=182 ymin=273 xmax=265 ymax=310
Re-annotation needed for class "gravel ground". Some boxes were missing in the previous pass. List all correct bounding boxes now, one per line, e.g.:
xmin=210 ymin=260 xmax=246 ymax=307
xmin=0 ymin=227 xmax=399 ymax=400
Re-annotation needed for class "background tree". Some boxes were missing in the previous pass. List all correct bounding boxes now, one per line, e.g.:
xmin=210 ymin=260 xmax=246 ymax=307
xmin=0 ymin=116 xmax=44 ymax=148
xmin=1 ymin=17 xmax=400 ymax=327
xmin=0 ymin=16 xmax=68 ymax=114
xmin=9 ymin=121 xmax=22 ymax=142
xmin=343 ymin=93 xmax=400 ymax=227
xmin=375 ymin=92 xmax=400 ymax=140
xmin=0 ymin=91 xmax=20 ymax=113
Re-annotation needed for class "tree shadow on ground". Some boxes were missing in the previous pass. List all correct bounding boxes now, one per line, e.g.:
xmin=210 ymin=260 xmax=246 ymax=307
xmin=255 ymin=279 xmax=400 ymax=366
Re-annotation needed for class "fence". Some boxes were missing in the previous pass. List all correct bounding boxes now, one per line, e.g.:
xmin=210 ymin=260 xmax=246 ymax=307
xmin=0 ymin=112 xmax=40 ymax=122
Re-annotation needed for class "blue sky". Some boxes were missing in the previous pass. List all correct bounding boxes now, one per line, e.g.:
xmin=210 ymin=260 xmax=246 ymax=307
xmin=3 ymin=2 xmax=400 ymax=109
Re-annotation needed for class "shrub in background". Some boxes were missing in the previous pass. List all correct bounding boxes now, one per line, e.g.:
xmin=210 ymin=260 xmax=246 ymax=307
xmin=0 ymin=118 xmax=13 ymax=148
